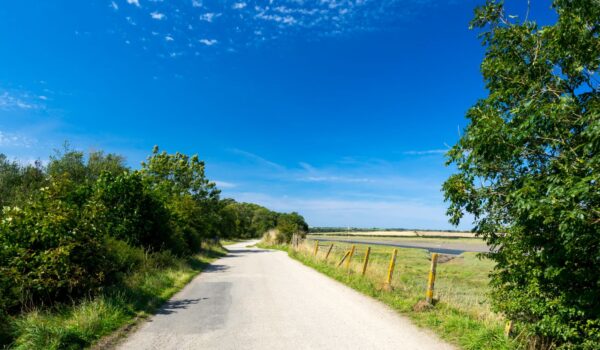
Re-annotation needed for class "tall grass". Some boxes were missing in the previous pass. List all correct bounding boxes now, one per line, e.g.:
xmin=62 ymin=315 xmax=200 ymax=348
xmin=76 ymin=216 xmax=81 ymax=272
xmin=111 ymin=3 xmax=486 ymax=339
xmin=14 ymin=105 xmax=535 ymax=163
xmin=276 ymin=241 xmax=516 ymax=350
xmin=3 ymin=245 xmax=226 ymax=350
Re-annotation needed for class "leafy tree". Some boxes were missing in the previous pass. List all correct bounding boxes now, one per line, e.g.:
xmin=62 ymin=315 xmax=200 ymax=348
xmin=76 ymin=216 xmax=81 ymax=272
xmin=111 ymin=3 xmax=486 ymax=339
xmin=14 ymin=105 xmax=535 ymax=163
xmin=140 ymin=146 xmax=221 ymax=251
xmin=0 ymin=155 xmax=46 ymax=209
xmin=86 ymin=151 xmax=127 ymax=180
xmin=443 ymin=1 xmax=599 ymax=348
xmin=92 ymin=171 xmax=175 ymax=252
xmin=276 ymin=212 xmax=308 ymax=243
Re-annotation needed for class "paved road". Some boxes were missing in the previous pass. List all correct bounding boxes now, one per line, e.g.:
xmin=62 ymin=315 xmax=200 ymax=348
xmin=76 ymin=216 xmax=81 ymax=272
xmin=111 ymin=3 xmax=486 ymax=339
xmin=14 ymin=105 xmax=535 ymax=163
xmin=309 ymin=237 xmax=491 ymax=255
xmin=118 ymin=241 xmax=455 ymax=350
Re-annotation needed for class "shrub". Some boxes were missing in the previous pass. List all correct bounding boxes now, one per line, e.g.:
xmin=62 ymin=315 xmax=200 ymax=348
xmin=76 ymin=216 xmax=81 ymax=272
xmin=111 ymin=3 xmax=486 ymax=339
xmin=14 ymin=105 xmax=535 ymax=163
xmin=92 ymin=172 xmax=177 ymax=254
xmin=0 ymin=181 xmax=112 ymax=312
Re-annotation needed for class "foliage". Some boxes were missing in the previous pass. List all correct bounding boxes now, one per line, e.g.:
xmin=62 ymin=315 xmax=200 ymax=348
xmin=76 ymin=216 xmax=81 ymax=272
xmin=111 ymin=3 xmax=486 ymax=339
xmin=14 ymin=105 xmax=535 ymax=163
xmin=92 ymin=171 xmax=176 ymax=253
xmin=443 ymin=1 xmax=600 ymax=348
xmin=140 ymin=146 xmax=221 ymax=254
xmin=0 ymin=145 xmax=306 ymax=348
xmin=0 ymin=155 xmax=45 ymax=209
xmin=276 ymin=212 xmax=309 ymax=243
xmin=0 ymin=178 xmax=112 ymax=313
xmin=218 ymin=201 xmax=281 ymax=239
xmin=6 ymin=245 xmax=226 ymax=350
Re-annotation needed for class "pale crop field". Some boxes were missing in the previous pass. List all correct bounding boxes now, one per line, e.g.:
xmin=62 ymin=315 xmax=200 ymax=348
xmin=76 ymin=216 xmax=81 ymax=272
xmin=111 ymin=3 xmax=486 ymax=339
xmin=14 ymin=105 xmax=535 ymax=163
xmin=311 ymin=230 xmax=476 ymax=238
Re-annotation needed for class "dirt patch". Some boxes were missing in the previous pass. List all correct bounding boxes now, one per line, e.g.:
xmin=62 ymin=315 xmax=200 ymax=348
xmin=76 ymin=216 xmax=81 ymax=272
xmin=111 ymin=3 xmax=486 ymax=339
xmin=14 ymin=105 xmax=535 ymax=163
xmin=436 ymin=254 xmax=460 ymax=264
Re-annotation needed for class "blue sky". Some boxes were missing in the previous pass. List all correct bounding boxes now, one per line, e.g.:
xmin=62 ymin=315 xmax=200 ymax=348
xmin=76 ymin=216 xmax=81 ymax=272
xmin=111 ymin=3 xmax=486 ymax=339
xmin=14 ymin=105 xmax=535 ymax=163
xmin=0 ymin=0 xmax=553 ymax=229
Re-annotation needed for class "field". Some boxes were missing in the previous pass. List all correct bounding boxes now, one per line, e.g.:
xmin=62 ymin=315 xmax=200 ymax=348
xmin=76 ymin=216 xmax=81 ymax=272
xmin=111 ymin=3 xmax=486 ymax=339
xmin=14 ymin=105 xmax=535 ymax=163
xmin=274 ymin=239 xmax=515 ymax=350
xmin=310 ymin=230 xmax=476 ymax=238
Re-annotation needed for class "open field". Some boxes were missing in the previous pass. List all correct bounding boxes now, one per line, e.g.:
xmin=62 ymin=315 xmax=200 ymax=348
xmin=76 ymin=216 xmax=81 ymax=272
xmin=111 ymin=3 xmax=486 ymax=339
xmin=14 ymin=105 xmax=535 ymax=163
xmin=310 ymin=230 xmax=476 ymax=238
xmin=307 ymin=234 xmax=490 ymax=255
xmin=271 ymin=240 xmax=514 ymax=350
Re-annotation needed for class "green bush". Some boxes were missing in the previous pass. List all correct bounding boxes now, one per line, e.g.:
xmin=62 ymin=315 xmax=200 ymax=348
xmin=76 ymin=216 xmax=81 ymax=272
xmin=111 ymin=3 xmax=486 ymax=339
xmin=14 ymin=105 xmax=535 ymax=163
xmin=92 ymin=172 xmax=178 ymax=254
xmin=0 ymin=181 xmax=112 ymax=313
xmin=444 ymin=1 xmax=600 ymax=347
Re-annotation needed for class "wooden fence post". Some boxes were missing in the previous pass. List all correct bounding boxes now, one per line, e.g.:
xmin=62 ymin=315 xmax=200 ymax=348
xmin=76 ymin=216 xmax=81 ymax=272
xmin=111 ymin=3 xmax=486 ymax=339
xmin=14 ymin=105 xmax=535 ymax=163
xmin=361 ymin=247 xmax=371 ymax=276
xmin=345 ymin=245 xmax=355 ymax=270
xmin=426 ymin=253 xmax=439 ymax=304
xmin=337 ymin=251 xmax=350 ymax=267
xmin=325 ymin=244 xmax=334 ymax=261
xmin=384 ymin=249 xmax=398 ymax=287
xmin=313 ymin=240 xmax=319 ymax=256
xmin=504 ymin=320 xmax=513 ymax=338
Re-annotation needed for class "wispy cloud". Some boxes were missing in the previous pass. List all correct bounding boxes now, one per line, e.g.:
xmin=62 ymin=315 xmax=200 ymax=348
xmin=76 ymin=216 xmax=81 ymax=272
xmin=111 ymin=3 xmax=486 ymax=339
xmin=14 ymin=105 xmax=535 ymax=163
xmin=150 ymin=12 xmax=165 ymax=20
xmin=403 ymin=149 xmax=447 ymax=156
xmin=300 ymin=176 xmax=373 ymax=183
xmin=226 ymin=191 xmax=470 ymax=230
xmin=229 ymin=148 xmax=285 ymax=170
xmin=199 ymin=12 xmax=220 ymax=22
xmin=0 ymin=131 xmax=37 ymax=148
xmin=199 ymin=38 xmax=217 ymax=46
xmin=126 ymin=0 xmax=140 ymax=7
xmin=0 ymin=90 xmax=44 ymax=111
xmin=214 ymin=180 xmax=237 ymax=189
xmin=108 ymin=0 xmax=447 ymax=57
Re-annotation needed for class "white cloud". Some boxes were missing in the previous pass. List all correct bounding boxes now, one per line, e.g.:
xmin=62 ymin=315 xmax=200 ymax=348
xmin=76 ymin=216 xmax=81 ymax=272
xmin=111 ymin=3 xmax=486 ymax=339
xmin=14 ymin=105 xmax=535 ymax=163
xmin=301 ymin=176 xmax=373 ymax=183
xmin=0 ymin=131 xmax=36 ymax=148
xmin=110 ymin=1 xmax=119 ymax=10
xmin=403 ymin=149 xmax=447 ymax=156
xmin=109 ymin=0 xmax=446 ymax=57
xmin=199 ymin=38 xmax=217 ymax=46
xmin=226 ymin=191 xmax=470 ymax=230
xmin=230 ymin=148 xmax=284 ymax=170
xmin=150 ymin=12 xmax=165 ymax=20
xmin=0 ymin=91 xmax=42 ymax=110
xmin=199 ymin=12 xmax=220 ymax=22
xmin=214 ymin=180 xmax=237 ymax=189
xmin=256 ymin=12 xmax=296 ymax=25
xmin=165 ymin=35 xmax=174 ymax=41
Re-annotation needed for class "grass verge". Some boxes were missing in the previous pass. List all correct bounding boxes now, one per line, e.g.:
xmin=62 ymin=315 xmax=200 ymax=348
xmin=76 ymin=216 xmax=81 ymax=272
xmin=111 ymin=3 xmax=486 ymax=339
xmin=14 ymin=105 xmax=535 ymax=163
xmin=260 ymin=242 xmax=516 ymax=350
xmin=220 ymin=238 xmax=247 ymax=246
xmin=2 ymin=245 xmax=226 ymax=350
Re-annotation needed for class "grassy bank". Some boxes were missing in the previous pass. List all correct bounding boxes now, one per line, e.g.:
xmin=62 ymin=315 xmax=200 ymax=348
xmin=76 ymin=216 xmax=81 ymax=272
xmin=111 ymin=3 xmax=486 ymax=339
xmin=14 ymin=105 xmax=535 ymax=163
xmin=2 ymin=245 xmax=226 ymax=350
xmin=262 ymin=241 xmax=516 ymax=350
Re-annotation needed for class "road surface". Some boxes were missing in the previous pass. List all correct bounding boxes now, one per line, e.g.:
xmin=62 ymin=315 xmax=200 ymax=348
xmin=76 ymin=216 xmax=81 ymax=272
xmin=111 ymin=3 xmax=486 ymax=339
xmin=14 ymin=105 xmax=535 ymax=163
xmin=118 ymin=241 xmax=455 ymax=350
xmin=309 ymin=237 xmax=490 ymax=255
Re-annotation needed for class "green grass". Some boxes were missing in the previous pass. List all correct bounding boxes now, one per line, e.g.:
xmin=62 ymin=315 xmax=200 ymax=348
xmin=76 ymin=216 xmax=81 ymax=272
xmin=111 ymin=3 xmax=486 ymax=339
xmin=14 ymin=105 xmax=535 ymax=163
xmin=263 ymin=241 xmax=516 ymax=350
xmin=3 ymin=245 xmax=226 ymax=350
xmin=220 ymin=238 xmax=247 ymax=246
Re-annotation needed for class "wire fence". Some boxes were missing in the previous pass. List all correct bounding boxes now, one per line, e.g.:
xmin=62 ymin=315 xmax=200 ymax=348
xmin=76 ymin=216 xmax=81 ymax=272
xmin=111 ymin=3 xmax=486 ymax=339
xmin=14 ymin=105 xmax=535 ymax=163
xmin=291 ymin=236 xmax=508 ymax=333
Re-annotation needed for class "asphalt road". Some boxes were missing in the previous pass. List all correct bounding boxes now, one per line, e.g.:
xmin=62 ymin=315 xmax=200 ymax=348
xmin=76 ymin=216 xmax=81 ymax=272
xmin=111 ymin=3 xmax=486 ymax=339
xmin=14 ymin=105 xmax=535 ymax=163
xmin=310 ymin=237 xmax=491 ymax=255
xmin=117 ymin=241 xmax=455 ymax=350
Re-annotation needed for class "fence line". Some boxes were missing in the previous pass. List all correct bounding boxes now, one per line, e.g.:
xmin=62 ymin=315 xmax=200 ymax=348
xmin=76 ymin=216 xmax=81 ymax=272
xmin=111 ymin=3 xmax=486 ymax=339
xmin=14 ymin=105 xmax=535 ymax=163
xmin=293 ymin=237 xmax=507 ymax=336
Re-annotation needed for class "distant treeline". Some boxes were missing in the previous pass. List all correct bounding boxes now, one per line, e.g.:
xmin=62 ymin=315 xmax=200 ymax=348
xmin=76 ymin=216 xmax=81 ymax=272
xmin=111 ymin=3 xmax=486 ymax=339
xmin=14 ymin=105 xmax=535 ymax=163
xmin=309 ymin=227 xmax=471 ymax=233
xmin=0 ymin=146 xmax=307 ymax=320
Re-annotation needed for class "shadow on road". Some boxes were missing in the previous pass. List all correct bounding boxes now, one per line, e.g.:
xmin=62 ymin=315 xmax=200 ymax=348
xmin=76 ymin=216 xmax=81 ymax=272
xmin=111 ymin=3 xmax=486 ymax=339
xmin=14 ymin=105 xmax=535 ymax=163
xmin=223 ymin=249 xmax=271 ymax=256
xmin=155 ymin=298 xmax=208 ymax=315
xmin=203 ymin=264 xmax=230 ymax=273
